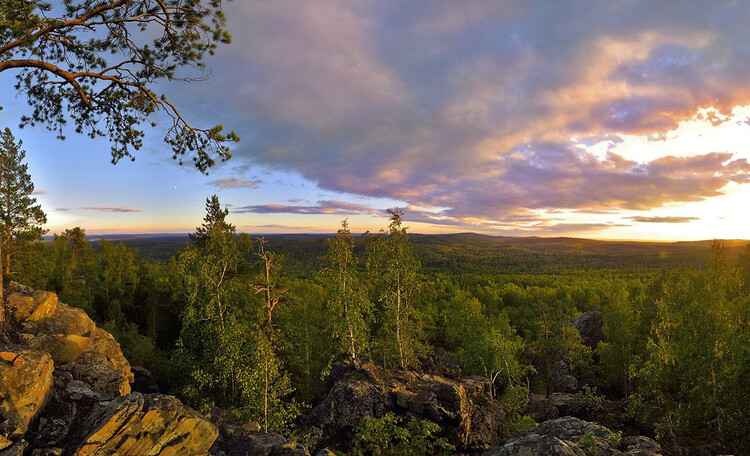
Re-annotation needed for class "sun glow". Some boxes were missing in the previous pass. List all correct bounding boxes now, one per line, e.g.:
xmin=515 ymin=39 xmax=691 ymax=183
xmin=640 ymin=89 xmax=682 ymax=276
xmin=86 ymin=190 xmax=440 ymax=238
xmin=571 ymin=104 xmax=750 ymax=240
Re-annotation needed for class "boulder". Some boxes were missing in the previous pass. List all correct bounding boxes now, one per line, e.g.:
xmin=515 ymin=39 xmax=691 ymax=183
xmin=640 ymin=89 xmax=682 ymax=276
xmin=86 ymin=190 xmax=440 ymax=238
xmin=83 ymin=327 xmax=133 ymax=383
xmin=0 ymin=435 xmax=10 ymax=452
xmin=131 ymin=366 xmax=159 ymax=394
xmin=0 ymin=347 xmax=54 ymax=441
xmin=0 ymin=440 xmax=28 ymax=456
xmin=534 ymin=417 xmax=611 ymax=441
xmin=242 ymin=422 xmax=262 ymax=434
xmin=224 ymin=432 xmax=309 ymax=456
xmin=300 ymin=361 xmax=504 ymax=454
xmin=71 ymin=351 xmax=131 ymax=398
xmin=525 ymin=393 xmax=646 ymax=437
xmin=5 ymin=284 xmax=132 ymax=396
xmin=27 ymin=334 xmax=90 ymax=364
xmin=5 ymin=290 xmax=57 ymax=327
xmin=549 ymin=359 xmax=578 ymax=394
xmin=573 ymin=311 xmax=604 ymax=348
xmin=484 ymin=433 xmax=586 ymax=456
xmin=68 ymin=392 xmax=218 ymax=456
xmin=621 ymin=436 xmax=662 ymax=455
xmin=484 ymin=417 xmax=662 ymax=456
xmin=28 ymin=393 xmax=77 ymax=448
xmin=420 ymin=347 xmax=464 ymax=379
xmin=61 ymin=380 xmax=106 ymax=403
xmin=41 ymin=303 xmax=96 ymax=337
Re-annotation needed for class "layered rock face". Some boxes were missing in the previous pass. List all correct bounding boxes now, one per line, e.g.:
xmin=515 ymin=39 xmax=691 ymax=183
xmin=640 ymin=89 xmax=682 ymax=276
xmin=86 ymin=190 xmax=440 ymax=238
xmin=0 ymin=347 xmax=54 ymax=440
xmin=68 ymin=393 xmax=217 ymax=456
xmin=299 ymin=360 xmax=505 ymax=454
xmin=0 ymin=283 xmax=218 ymax=456
xmin=6 ymin=282 xmax=132 ymax=397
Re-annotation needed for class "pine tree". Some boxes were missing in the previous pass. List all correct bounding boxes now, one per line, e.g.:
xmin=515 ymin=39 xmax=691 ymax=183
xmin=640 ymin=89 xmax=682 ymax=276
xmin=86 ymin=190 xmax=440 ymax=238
xmin=47 ymin=227 xmax=96 ymax=313
xmin=0 ymin=128 xmax=47 ymax=332
xmin=0 ymin=1 xmax=238 ymax=173
xmin=189 ymin=195 xmax=234 ymax=248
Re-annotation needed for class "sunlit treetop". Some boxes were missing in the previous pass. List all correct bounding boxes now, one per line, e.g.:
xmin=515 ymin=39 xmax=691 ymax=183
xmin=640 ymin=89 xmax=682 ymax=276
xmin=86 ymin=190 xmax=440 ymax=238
xmin=0 ymin=0 xmax=238 ymax=173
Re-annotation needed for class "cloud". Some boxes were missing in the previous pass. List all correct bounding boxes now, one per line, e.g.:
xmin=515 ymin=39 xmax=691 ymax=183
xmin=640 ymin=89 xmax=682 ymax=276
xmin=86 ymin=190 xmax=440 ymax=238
xmin=164 ymin=1 xmax=750 ymax=228
xmin=83 ymin=207 xmax=141 ymax=213
xmin=209 ymin=177 xmax=263 ymax=189
xmin=32 ymin=189 xmax=50 ymax=195
xmin=629 ymin=216 xmax=699 ymax=223
xmin=55 ymin=208 xmax=71 ymax=211
xmin=235 ymin=200 xmax=378 ymax=215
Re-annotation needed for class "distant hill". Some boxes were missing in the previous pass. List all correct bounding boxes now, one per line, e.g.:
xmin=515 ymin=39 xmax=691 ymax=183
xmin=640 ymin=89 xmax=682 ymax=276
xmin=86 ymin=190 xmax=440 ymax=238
xmin=61 ymin=232 xmax=748 ymax=274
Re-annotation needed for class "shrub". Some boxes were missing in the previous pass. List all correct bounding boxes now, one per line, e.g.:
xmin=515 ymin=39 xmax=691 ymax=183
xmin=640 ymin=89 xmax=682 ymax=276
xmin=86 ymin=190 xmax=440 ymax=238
xmin=579 ymin=431 xmax=597 ymax=456
xmin=352 ymin=413 xmax=454 ymax=456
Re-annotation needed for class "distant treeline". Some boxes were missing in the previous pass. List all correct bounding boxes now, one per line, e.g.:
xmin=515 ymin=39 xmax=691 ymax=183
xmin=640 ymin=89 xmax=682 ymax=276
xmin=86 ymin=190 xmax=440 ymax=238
xmin=70 ymin=232 xmax=745 ymax=273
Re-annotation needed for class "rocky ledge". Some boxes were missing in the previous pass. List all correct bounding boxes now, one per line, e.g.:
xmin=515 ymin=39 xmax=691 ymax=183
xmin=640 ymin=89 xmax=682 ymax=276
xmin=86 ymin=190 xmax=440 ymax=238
xmin=0 ymin=282 xmax=218 ymax=455
xmin=298 ymin=358 xmax=504 ymax=455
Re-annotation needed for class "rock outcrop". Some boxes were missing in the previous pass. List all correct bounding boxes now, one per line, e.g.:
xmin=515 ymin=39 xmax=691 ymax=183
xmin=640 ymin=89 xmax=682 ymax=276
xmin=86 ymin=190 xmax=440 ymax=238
xmin=0 ymin=347 xmax=54 ymax=446
xmin=299 ymin=359 xmax=504 ymax=454
xmin=207 ymin=407 xmax=309 ymax=456
xmin=5 ymin=282 xmax=133 ymax=397
xmin=68 ymin=393 xmax=217 ymax=456
xmin=573 ymin=311 xmax=604 ymax=349
xmin=484 ymin=416 xmax=662 ymax=456
xmin=222 ymin=432 xmax=309 ymax=456
xmin=1 ymin=283 xmax=218 ymax=456
xmin=549 ymin=359 xmax=578 ymax=394
xmin=525 ymin=392 xmax=651 ymax=439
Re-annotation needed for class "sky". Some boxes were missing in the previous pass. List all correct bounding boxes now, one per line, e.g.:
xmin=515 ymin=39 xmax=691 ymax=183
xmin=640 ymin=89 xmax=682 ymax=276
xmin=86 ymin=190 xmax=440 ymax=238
xmin=2 ymin=0 xmax=750 ymax=240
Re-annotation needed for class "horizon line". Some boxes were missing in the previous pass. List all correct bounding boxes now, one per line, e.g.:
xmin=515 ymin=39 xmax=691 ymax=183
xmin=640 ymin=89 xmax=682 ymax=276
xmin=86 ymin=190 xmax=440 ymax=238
xmin=40 ymin=231 xmax=750 ymax=244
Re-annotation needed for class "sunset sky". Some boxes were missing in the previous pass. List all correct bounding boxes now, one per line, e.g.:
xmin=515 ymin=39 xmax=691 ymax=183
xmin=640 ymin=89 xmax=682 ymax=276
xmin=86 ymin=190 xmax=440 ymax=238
xmin=2 ymin=1 xmax=750 ymax=240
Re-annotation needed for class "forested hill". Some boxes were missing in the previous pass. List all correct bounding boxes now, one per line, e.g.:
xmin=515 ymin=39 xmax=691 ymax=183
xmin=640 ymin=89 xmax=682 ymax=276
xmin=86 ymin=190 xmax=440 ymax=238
xmin=80 ymin=232 xmax=747 ymax=273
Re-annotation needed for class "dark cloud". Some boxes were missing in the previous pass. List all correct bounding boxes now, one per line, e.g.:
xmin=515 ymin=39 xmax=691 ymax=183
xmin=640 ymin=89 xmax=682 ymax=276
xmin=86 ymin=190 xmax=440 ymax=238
xmin=83 ymin=207 xmax=141 ymax=213
xmin=209 ymin=177 xmax=263 ymax=189
xmin=162 ymin=1 xmax=750 ymax=227
xmin=234 ymin=200 xmax=378 ymax=215
xmin=391 ymin=148 xmax=750 ymax=221
xmin=629 ymin=216 xmax=699 ymax=223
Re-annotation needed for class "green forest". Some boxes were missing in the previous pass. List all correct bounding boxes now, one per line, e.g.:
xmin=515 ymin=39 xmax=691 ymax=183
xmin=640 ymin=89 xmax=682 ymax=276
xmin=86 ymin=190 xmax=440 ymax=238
xmin=7 ymin=2 xmax=750 ymax=455
xmin=2 ymin=128 xmax=750 ymax=454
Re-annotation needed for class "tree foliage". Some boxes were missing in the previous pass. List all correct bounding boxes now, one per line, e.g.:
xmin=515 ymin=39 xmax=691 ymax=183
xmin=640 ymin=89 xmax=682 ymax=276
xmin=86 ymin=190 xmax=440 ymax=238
xmin=0 ymin=128 xmax=47 ymax=277
xmin=597 ymin=287 xmax=640 ymax=396
xmin=0 ymin=127 xmax=47 ymax=331
xmin=189 ymin=194 xmax=234 ymax=247
xmin=48 ymin=226 xmax=96 ymax=313
xmin=353 ymin=413 xmax=454 ymax=456
xmin=326 ymin=218 xmax=372 ymax=363
xmin=0 ymin=0 xmax=238 ymax=172
xmin=366 ymin=209 xmax=423 ymax=369
xmin=175 ymin=197 xmax=296 ymax=431
xmin=632 ymin=241 xmax=750 ymax=453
